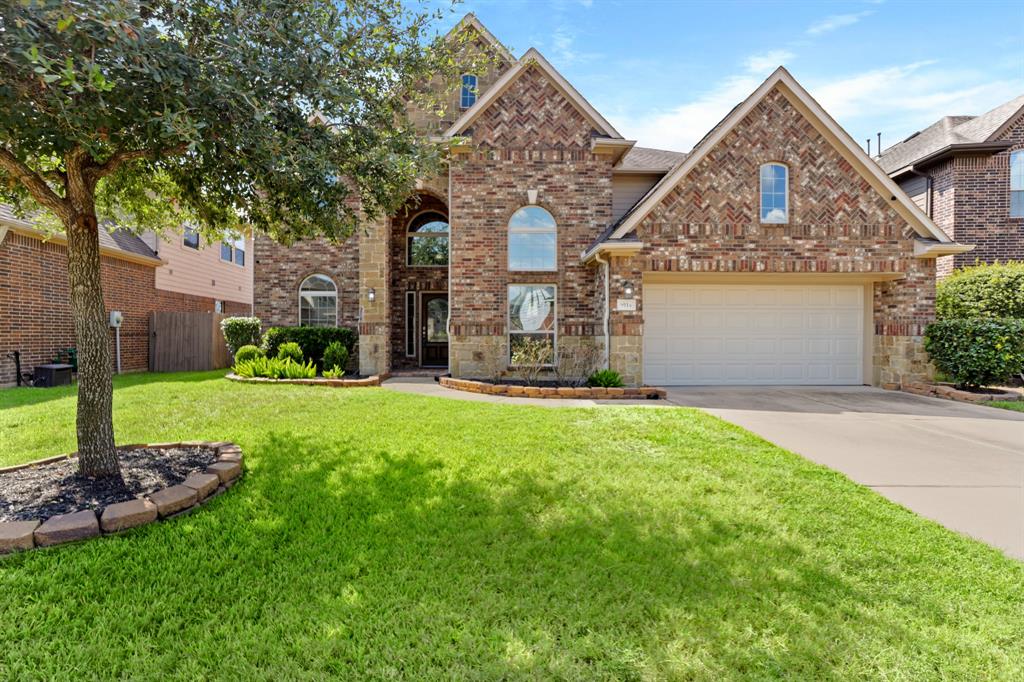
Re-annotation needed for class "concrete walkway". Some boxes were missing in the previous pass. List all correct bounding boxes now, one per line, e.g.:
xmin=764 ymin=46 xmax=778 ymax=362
xmin=665 ymin=386 xmax=1024 ymax=559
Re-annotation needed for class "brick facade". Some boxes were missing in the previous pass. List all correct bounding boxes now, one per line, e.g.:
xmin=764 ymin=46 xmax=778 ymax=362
xmin=252 ymin=234 xmax=360 ymax=329
xmin=607 ymin=87 xmax=935 ymax=385
xmin=0 ymin=230 xmax=233 ymax=386
xmin=901 ymin=113 xmax=1024 ymax=277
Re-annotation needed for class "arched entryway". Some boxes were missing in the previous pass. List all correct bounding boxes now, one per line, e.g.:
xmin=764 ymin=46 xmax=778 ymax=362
xmin=389 ymin=193 xmax=449 ymax=370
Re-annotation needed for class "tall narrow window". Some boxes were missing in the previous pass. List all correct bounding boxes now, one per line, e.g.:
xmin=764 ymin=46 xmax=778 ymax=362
xmin=405 ymin=291 xmax=416 ymax=357
xmin=509 ymin=284 xmax=556 ymax=365
xmin=760 ymin=163 xmax=788 ymax=224
xmin=460 ymin=74 xmax=478 ymax=109
xmin=220 ymin=242 xmax=233 ymax=262
xmin=233 ymin=236 xmax=246 ymax=266
xmin=508 ymin=206 xmax=557 ymax=271
xmin=299 ymin=274 xmax=337 ymax=327
xmin=407 ymin=212 xmax=449 ymax=266
xmin=1011 ymin=151 xmax=1024 ymax=217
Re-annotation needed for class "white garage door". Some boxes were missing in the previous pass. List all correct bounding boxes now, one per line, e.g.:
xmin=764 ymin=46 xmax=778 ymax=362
xmin=643 ymin=284 xmax=864 ymax=386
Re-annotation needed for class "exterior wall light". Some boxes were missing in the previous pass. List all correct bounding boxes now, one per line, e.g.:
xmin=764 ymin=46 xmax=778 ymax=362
xmin=367 ymin=287 xmax=376 ymax=303
xmin=622 ymin=281 xmax=635 ymax=298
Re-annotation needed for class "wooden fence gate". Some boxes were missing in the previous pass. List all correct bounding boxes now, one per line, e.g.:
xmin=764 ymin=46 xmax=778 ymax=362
xmin=149 ymin=312 xmax=231 ymax=372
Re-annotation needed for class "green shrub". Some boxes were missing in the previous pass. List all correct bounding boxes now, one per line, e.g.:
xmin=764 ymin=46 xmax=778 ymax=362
xmin=936 ymin=262 xmax=1024 ymax=320
xmin=322 ymin=341 xmax=349 ymax=374
xmin=322 ymin=366 xmax=345 ymax=379
xmin=276 ymin=342 xmax=304 ymax=363
xmin=262 ymin=326 xmax=357 ymax=365
xmin=279 ymin=358 xmax=317 ymax=379
xmin=220 ymin=317 xmax=262 ymax=354
xmin=233 ymin=344 xmax=263 ymax=363
xmin=233 ymin=356 xmax=282 ymax=378
xmin=924 ymin=319 xmax=1024 ymax=388
xmin=587 ymin=369 xmax=625 ymax=388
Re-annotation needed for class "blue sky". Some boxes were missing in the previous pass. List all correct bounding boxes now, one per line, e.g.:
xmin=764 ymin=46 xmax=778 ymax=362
xmin=434 ymin=0 xmax=1024 ymax=154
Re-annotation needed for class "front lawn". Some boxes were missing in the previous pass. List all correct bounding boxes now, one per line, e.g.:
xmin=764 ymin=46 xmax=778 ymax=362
xmin=1 ymin=371 xmax=1022 ymax=679
xmin=991 ymin=400 xmax=1024 ymax=412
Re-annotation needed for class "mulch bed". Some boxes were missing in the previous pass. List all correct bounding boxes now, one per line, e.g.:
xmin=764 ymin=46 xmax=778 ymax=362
xmin=0 ymin=447 xmax=217 ymax=523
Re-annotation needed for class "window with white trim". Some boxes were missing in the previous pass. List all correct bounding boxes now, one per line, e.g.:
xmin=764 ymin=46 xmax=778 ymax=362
xmin=220 ymin=236 xmax=246 ymax=265
xmin=405 ymin=291 xmax=416 ymax=357
xmin=183 ymin=227 xmax=200 ymax=249
xmin=759 ymin=163 xmax=788 ymax=224
xmin=509 ymin=284 xmax=555 ymax=365
xmin=299 ymin=274 xmax=337 ymax=327
xmin=508 ymin=206 xmax=556 ymax=271
xmin=1011 ymin=150 xmax=1024 ymax=217
xmin=460 ymin=74 xmax=477 ymax=109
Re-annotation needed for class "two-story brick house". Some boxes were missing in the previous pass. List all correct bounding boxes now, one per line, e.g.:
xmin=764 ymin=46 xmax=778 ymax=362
xmin=878 ymin=94 xmax=1024 ymax=276
xmin=254 ymin=14 xmax=968 ymax=387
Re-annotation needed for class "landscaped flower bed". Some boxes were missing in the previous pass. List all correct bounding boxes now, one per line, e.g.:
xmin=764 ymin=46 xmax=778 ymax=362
xmin=896 ymin=381 xmax=1023 ymax=404
xmin=0 ymin=441 xmax=243 ymax=554
xmin=226 ymin=373 xmax=388 ymax=387
xmin=440 ymin=377 xmax=666 ymax=399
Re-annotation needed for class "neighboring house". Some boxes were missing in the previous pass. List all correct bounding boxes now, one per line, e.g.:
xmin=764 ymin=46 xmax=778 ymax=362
xmin=878 ymin=94 xmax=1024 ymax=276
xmin=0 ymin=206 xmax=252 ymax=386
xmin=254 ymin=13 xmax=967 ymax=387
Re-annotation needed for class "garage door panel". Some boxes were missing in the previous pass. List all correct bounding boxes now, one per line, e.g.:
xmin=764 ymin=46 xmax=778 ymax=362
xmin=643 ymin=284 xmax=864 ymax=386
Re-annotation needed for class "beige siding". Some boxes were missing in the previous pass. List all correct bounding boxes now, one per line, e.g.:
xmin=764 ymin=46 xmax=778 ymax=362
xmin=152 ymin=231 xmax=252 ymax=306
xmin=612 ymin=173 xmax=663 ymax=222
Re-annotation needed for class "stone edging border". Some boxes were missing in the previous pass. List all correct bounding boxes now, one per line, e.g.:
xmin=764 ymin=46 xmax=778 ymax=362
xmin=226 ymin=373 xmax=387 ymax=387
xmin=440 ymin=376 xmax=666 ymax=400
xmin=0 ymin=441 xmax=244 ymax=555
xmin=890 ymin=381 xmax=1022 ymax=404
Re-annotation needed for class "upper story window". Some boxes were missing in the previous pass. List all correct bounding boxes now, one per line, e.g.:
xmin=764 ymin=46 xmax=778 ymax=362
xmin=407 ymin=212 xmax=449 ymax=266
xmin=508 ymin=206 xmax=556 ymax=271
xmin=1011 ymin=150 xmax=1024 ymax=217
xmin=460 ymin=74 xmax=478 ymax=109
xmin=759 ymin=163 xmax=789 ymax=224
xmin=183 ymin=227 xmax=200 ymax=249
xmin=299 ymin=274 xmax=337 ymax=327
xmin=220 ymin=236 xmax=246 ymax=266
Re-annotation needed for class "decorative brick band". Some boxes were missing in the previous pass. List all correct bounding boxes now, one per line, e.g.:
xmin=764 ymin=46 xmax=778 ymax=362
xmin=0 ymin=442 xmax=244 ymax=555
xmin=225 ymin=373 xmax=388 ymax=387
xmin=440 ymin=376 xmax=666 ymax=400
xmin=893 ymin=382 xmax=1023 ymax=404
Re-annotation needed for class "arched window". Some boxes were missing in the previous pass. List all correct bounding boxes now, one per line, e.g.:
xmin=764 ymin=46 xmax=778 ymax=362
xmin=508 ymin=206 xmax=556 ymax=271
xmin=760 ymin=163 xmax=788 ymax=224
xmin=298 ymin=274 xmax=337 ymax=327
xmin=460 ymin=74 xmax=478 ymax=109
xmin=407 ymin=211 xmax=449 ymax=266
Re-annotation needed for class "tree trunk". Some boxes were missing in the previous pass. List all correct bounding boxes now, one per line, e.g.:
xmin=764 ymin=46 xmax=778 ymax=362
xmin=64 ymin=208 xmax=120 ymax=478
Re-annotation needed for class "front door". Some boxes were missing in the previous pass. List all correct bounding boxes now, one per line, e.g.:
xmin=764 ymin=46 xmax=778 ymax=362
xmin=421 ymin=293 xmax=449 ymax=367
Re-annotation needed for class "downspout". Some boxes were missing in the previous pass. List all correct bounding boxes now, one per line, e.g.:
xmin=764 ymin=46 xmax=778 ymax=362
xmin=446 ymin=159 xmax=453 ymax=375
xmin=593 ymin=251 xmax=611 ymax=370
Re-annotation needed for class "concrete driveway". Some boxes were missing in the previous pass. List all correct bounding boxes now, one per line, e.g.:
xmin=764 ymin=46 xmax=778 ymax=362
xmin=665 ymin=386 xmax=1024 ymax=559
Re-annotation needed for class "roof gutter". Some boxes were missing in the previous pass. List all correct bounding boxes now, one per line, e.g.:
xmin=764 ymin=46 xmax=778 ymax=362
xmin=913 ymin=238 xmax=975 ymax=259
xmin=888 ymin=140 xmax=1013 ymax=178
xmin=581 ymin=240 xmax=644 ymax=265
xmin=2 ymin=222 xmax=165 ymax=267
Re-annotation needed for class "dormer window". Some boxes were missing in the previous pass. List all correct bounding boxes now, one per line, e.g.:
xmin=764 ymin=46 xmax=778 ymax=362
xmin=460 ymin=74 xmax=478 ymax=109
xmin=760 ymin=163 xmax=789 ymax=224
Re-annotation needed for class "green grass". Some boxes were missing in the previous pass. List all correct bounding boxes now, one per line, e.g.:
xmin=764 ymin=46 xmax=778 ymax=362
xmin=1 ymin=371 xmax=1022 ymax=679
xmin=991 ymin=400 xmax=1024 ymax=412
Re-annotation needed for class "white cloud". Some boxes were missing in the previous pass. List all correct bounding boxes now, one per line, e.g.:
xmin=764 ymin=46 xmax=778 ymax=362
xmin=612 ymin=56 xmax=1022 ymax=153
xmin=807 ymin=11 xmax=873 ymax=36
xmin=744 ymin=50 xmax=795 ymax=73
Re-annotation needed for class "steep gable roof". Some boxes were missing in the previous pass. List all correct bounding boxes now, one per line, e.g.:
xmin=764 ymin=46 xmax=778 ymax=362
xmin=602 ymin=67 xmax=955 ymax=246
xmin=444 ymin=13 xmax=514 ymax=64
xmin=444 ymin=47 xmax=621 ymax=139
xmin=615 ymin=146 xmax=686 ymax=172
xmin=877 ymin=93 xmax=1024 ymax=174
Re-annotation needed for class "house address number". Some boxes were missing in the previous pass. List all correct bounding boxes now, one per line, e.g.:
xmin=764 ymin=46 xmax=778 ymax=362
xmin=615 ymin=298 xmax=637 ymax=312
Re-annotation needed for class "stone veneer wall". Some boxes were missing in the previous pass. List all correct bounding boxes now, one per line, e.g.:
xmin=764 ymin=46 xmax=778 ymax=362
xmin=607 ymin=86 xmax=937 ymax=386
xmin=448 ymin=64 xmax=612 ymax=379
